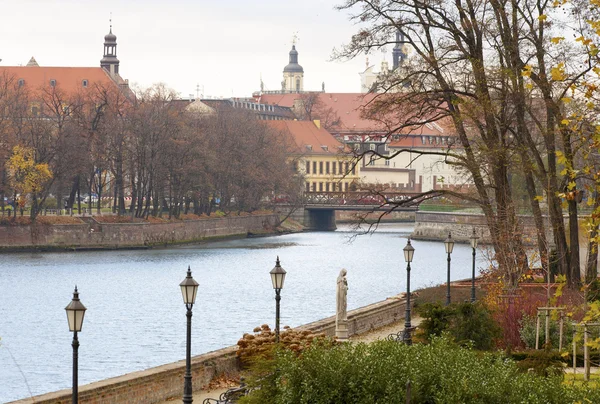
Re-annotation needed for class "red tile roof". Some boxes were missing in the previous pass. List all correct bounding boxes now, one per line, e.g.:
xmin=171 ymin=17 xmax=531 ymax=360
xmin=0 ymin=66 xmax=122 ymax=95
xmin=259 ymin=93 xmax=457 ymax=139
xmin=265 ymin=120 xmax=347 ymax=155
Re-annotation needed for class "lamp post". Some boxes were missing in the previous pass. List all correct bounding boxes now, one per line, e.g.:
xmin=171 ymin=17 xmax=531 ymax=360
xmin=470 ymin=228 xmax=479 ymax=303
xmin=180 ymin=266 xmax=199 ymax=404
xmin=444 ymin=232 xmax=454 ymax=306
xmin=65 ymin=286 xmax=86 ymax=404
xmin=270 ymin=256 xmax=287 ymax=343
xmin=402 ymin=238 xmax=415 ymax=345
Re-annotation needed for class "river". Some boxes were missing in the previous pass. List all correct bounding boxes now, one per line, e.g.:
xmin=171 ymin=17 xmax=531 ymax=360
xmin=0 ymin=223 xmax=487 ymax=402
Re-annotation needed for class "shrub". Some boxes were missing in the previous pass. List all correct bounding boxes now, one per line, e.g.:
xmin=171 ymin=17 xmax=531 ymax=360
xmin=519 ymin=314 xmax=574 ymax=349
xmin=239 ymin=336 xmax=600 ymax=404
xmin=236 ymin=324 xmax=330 ymax=367
xmin=418 ymin=302 xmax=500 ymax=350
xmin=514 ymin=348 xmax=565 ymax=378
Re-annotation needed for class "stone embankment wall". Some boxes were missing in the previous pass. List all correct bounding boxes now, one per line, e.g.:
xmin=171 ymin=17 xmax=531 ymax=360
xmin=412 ymin=211 xmax=551 ymax=245
xmin=336 ymin=210 xmax=415 ymax=223
xmin=0 ymin=214 xmax=280 ymax=251
xmin=10 ymin=297 xmax=407 ymax=404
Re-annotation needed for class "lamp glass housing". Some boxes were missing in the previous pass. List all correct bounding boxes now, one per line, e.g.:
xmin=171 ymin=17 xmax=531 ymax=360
xmin=65 ymin=288 xmax=87 ymax=332
xmin=444 ymin=233 xmax=455 ymax=254
xmin=180 ymin=267 xmax=199 ymax=305
xmin=403 ymin=239 xmax=415 ymax=263
xmin=470 ymin=229 xmax=479 ymax=249
xmin=270 ymin=257 xmax=287 ymax=290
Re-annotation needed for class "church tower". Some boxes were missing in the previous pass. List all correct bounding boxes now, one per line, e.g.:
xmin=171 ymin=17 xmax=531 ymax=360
xmin=283 ymin=42 xmax=304 ymax=93
xmin=392 ymin=31 xmax=407 ymax=70
xmin=100 ymin=23 xmax=120 ymax=76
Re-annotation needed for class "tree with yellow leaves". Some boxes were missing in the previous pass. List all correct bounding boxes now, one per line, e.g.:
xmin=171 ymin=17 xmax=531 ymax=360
xmin=6 ymin=145 xmax=53 ymax=220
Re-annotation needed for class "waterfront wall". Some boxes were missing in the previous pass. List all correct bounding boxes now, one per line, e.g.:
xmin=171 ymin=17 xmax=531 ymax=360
xmin=10 ymin=296 xmax=407 ymax=404
xmin=412 ymin=211 xmax=551 ymax=245
xmin=0 ymin=214 xmax=280 ymax=250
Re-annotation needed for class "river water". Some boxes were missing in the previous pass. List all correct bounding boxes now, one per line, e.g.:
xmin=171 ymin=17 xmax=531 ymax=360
xmin=0 ymin=223 xmax=487 ymax=402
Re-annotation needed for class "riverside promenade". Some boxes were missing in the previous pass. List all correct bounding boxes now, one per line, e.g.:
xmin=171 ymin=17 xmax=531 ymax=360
xmin=10 ymin=295 xmax=410 ymax=404
xmin=159 ymin=316 xmax=423 ymax=404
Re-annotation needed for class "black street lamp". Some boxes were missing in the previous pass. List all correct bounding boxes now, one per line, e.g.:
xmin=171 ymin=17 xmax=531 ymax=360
xmin=180 ymin=266 xmax=199 ymax=404
xmin=444 ymin=232 xmax=454 ymax=306
xmin=470 ymin=228 xmax=479 ymax=303
xmin=402 ymin=238 xmax=415 ymax=345
xmin=65 ymin=286 xmax=86 ymax=404
xmin=270 ymin=256 xmax=287 ymax=343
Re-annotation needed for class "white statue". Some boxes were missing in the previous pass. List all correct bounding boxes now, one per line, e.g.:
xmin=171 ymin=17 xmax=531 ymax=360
xmin=336 ymin=269 xmax=349 ymax=340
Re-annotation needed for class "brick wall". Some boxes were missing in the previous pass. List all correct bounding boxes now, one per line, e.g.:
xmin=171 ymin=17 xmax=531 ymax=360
xmin=9 ymin=297 xmax=407 ymax=404
xmin=0 ymin=215 xmax=280 ymax=250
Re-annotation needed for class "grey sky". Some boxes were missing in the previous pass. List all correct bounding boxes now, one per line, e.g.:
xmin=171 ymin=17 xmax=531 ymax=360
xmin=0 ymin=0 xmax=389 ymax=97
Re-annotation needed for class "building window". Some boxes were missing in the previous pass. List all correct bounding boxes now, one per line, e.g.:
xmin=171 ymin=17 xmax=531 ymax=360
xmin=50 ymin=79 xmax=56 ymax=87
xmin=312 ymin=182 xmax=316 ymax=191
xmin=319 ymin=162 xmax=323 ymax=174
xmin=370 ymin=144 xmax=376 ymax=151
xmin=344 ymin=182 xmax=349 ymax=191
xmin=319 ymin=182 xmax=323 ymax=191
xmin=385 ymin=159 xmax=390 ymax=166
xmin=332 ymin=162 xmax=337 ymax=175
xmin=31 ymin=106 xmax=39 ymax=116
xmin=18 ymin=79 xmax=25 ymax=87
xmin=313 ymin=161 xmax=317 ymax=174
xmin=326 ymin=162 xmax=330 ymax=174
xmin=351 ymin=164 xmax=356 ymax=175
xmin=306 ymin=161 xmax=310 ymax=174
xmin=306 ymin=182 xmax=310 ymax=192
xmin=339 ymin=162 xmax=343 ymax=174
xmin=82 ymin=80 xmax=88 ymax=88
xmin=326 ymin=182 xmax=330 ymax=192
xmin=296 ymin=77 xmax=300 ymax=91
xmin=421 ymin=136 xmax=426 ymax=145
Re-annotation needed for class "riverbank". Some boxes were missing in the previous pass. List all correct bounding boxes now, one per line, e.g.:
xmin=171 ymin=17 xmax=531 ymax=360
xmin=9 ymin=295 xmax=409 ymax=404
xmin=0 ymin=213 xmax=294 ymax=252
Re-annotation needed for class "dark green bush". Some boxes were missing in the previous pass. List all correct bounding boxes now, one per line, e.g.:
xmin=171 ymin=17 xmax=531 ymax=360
xmin=514 ymin=348 xmax=565 ymax=377
xmin=239 ymin=336 xmax=600 ymax=404
xmin=418 ymin=302 xmax=500 ymax=350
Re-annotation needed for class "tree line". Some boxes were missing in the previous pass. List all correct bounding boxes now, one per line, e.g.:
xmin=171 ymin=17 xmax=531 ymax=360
xmin=0 ymin=75 xmax=301 ymax=221
xmin=337 ymin=0 xmax=600 ymax=288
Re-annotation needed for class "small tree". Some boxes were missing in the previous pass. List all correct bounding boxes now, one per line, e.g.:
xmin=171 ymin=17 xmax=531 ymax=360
xmin=5 ymin=145 xmax=53 ymax=220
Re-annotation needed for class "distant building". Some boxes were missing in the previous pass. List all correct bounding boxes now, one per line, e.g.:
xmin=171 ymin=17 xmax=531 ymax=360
xmin=185 ymin=98 xmax=296 ymax=120
xmin=0 ymin=24 xmax=132 ymax=105
xmin=265 ymin=120 xmax=359 ymax=193
xmin=259 ymin=92 xmax=468 ymax=192
xmin=359 ymin=30 xmax=410 ymax=93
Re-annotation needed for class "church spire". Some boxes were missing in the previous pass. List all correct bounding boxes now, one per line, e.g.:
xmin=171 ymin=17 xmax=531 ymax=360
xmin=392 ymin=30 xmax=407 ymax=70
xmin=283 ymin=35 xmax=304 ymax=93
xmin=100 ymin=19 xmax=120 ymax=76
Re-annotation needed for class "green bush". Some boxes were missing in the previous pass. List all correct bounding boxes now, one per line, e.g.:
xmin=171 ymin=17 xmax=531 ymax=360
xmin=40 ymin=197 xmax=57 ymax=209
xmin=239 ymin=337 xmax=600 ymax=404
xmin=418 ymin=302 xmax=500 ymax=350
xmin=514 ymin=348 xmax=565 ymax=377
xmin=519 ymin=314 xmax=574 ymax=349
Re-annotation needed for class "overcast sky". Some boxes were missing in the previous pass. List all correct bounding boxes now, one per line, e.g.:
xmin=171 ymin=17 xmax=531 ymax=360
xmin=0 ymin=0 xmax=390 ymax=98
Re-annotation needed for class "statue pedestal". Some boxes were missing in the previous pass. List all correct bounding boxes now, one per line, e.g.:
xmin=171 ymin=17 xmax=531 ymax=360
xmin=336 ymin=320 xmax=349 ymax=341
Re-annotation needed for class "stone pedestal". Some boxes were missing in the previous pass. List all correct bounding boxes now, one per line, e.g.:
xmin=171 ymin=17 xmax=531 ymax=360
xmin=336 ymin=320 xmax=348 ymax=341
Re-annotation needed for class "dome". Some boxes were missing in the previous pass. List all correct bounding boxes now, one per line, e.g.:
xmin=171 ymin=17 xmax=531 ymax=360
xmin=104 ymin=29 xmax=117 ymax=43
xmin=283 ymin=45 xmax=304 ymax=73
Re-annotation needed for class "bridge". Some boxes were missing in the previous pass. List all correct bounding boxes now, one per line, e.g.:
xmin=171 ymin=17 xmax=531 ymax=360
xmin=303 ymin=191 xmax=425 ymax=211
xmin=279 ymin=191 xmax=431 ymax=231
